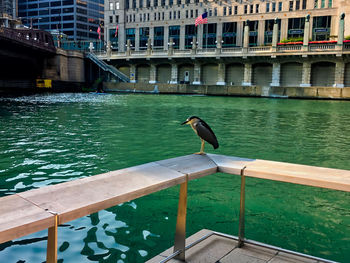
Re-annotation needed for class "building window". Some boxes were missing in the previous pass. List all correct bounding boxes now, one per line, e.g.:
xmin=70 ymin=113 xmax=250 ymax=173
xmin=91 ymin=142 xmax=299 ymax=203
xmin=288 ymin=17 xmax=305 ymax=39
xmin=313 ymin=16 xmax=331 ymax=40
xmin=139 ymin=27 xmax=149 ymax=49
xmin=132 ymin=0 xmax=136 ymax=8
xmin=116 ymin=2 xmax=120 ymax=9
xmin=264 ymin=19 xmax=280 ymax=44
xmin=195 ymin=10 xmax=198 ymax=17
xmin=266 ymin=3 xmax=270 ymax=12
xmin=109 ymin=2 xmax=114 ymax=10
xmin=202 ymin=23 xmax=217 ymax=48
xmin=154 ymin=0 xmax=158 ymax=7
xmin=222 ymin=22 xmax=237 ymax=47
xmin=109 ymin=16 xmax=113 ymax=23
xmin=174 ymin=10 xmax=176 ymax=19
xmin=178 ymin=10 xmax=180 ymax=19
xmin=302 ymin=0 xmax=306 ymax=9
xmin=161 ymin=0 xmax=165 ymax=6
xmin=125 ymin=28 xmax=135 ymax=48
xmin=154 ymin=26 xmax=164 ymax=47
xmin=144 ymin=13 xmax=146 ymax=21
xmin=244 ymin=5 xmax=247 ymax=14
xmin=169 ymin=25 xmax=180 ymax=48
xmin=272 ymin=2 xmax=276 ymax=12
xmin=321 ymin=0 xmax=325 ymax=8
xmin=234 ymin=6 xmax=237 ymax=15
xmin=190 ymin=10 xmax=193 ymax=18
xmin=140 ymin=0 xmax=143 ymax=7
xmin=296 ymin=0 xmax=300 ymax=9
xmin=328 ymin=0 xmax=332 ymax=7
xmin=169 ymin=0 xmax=173 ymax=5
xmin=185 ymin=24 xmax=197 ymax=49
xmin=256 ymin=4 xmax=259 ymax=13
xmin=278 ymin=2 xmax=282 ymax=11
xmin=186 ymin=0 xmax=190 ymax=4
xmin=229 ymin=7 xmax=232 ymax=15
xmin=209 ymin=9 xmax=212 ymax=16
xmin=162 ymin=12 xmax=164 ymax=20
xmin=169 ymin=11 xmax=172 ymax=19
xmin=186 ymin=10 xmax=188 ymax=18
xmin=146 ymin=0 xmax=150 ymax=7
xmin=177 ymin=0 xmax=181 ymax=5
xmin=214 ymin=8 xmax=217 ymax=16
xmin=250 ymin=5 xmax=253 ymax=13
xmin=125 ymin=0 xmax=129 ymax=9
xmin=116 ymin=15 xmax=119 ymax=23
xmin=289 ymin=1 xmax=293 ymax=11
xmin=223 ymin=7 xmax=227 ymax=16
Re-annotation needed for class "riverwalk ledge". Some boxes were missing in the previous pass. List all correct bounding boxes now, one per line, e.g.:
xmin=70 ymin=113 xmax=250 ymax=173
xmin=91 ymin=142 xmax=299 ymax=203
xmin=0 ymin=154 xmax=349 ymax=262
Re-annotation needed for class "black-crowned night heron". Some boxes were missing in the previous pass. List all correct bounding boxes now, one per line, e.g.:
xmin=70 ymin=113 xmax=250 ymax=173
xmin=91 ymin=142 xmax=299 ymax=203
xmin=182 ymin=116 xmax=219 ymax=154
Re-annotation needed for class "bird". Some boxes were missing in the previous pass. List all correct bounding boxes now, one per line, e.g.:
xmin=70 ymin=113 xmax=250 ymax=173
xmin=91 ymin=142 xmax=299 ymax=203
xmin=181 ymin=116 xmax=219 ymax=155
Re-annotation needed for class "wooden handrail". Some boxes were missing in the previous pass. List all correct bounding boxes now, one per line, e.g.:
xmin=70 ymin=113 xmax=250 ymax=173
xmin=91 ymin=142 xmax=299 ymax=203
xmin=0 ymin=154 xmax=349 ymax=262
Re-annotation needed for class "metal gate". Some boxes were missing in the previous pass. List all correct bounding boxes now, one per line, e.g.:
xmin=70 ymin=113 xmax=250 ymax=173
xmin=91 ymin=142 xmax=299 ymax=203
xmin=311 ymin=62 xmax=335 ymax=87
xmin=344 ymin=63 xmax=350 ymax=87
xmin=136 ymin=65 xmax=150 ymax=83
xmin=157 ymin=64 xmax=171 ymax=83
xmin=281 ymin=62 xmax=302 ymax=87
xmin=202 ymin=64 xmax=218 ymax=85
xmin=253 ymin=63 xmax=272 ymax=87
xmin=226 ymin=63 xmax=244 ymax=86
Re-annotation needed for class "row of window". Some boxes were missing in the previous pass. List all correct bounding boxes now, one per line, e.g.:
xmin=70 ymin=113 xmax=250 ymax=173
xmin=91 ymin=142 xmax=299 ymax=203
xmin=111 ymin=16 xmax=331 ymax=49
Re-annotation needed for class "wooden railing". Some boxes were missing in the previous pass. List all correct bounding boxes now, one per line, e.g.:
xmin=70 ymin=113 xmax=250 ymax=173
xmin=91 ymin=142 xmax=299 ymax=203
xmin=0 ymin=154 xmax=349 ymax=262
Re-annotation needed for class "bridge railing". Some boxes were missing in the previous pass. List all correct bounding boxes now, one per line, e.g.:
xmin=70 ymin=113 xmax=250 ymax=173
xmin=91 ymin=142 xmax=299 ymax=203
xmin=0 ymin=27 xmax=55 ymax=53
xmin=0 ymin=154 xmax=349 ymax=262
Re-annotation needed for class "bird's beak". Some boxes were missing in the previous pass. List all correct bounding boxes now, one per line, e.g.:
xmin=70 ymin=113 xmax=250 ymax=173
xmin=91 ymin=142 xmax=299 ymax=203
xmin=181 ymin=120 xmax=189 ymax=125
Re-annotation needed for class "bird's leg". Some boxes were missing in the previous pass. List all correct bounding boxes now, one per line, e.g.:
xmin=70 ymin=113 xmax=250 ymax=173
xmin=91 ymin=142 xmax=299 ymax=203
xmin=195 ymin=140 xmax=205 ymax=155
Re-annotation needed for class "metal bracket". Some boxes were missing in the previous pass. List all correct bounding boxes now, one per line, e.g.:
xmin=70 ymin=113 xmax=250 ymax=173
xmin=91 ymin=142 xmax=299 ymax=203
xmin=173 ymin=175 xmax=188 ymax=260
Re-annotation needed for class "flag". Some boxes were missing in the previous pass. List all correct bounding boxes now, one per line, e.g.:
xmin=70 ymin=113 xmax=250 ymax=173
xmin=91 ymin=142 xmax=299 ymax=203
xmin=97 ymin=25 xmax=101 ymax=39
xmin=115 ymin=25 xmax=119 ymax=37
xmin=195 ymin=12 xmax=208 ymax=27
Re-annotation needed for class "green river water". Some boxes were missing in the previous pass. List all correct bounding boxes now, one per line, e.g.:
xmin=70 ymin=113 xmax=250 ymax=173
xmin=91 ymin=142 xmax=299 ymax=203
xmin=0 ymin=93 xmax=349 ymax=262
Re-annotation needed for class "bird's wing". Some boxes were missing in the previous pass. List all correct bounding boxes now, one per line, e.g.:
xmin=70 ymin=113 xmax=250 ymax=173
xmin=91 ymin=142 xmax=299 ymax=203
xmin=195 ymin=121 xmax=219 ymax=149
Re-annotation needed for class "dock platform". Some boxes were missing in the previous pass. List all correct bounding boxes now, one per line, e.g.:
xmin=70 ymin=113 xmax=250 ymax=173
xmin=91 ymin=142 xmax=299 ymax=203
xmin=0 ymin=154 xmax=349 ymax=262
xmin=147 ymin=229 xmax=334 ymax=263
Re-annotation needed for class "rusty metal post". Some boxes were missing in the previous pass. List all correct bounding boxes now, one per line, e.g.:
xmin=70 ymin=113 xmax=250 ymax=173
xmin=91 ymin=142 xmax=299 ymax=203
xmin=173 ymin=176 xmax=188 ymax=260
xmin=238 ymin=167 xmax=246 ymax=248
xmin=46 ymin=214 xmax=58 ymax=263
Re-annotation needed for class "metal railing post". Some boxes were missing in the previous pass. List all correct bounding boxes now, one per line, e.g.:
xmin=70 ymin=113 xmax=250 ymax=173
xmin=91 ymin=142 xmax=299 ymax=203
xmin=173 ymin=176 xmax=188 ymax=260
xmin=46 ymin=213 xmax=58 ymax=263
xmin=238 ymin=167 xmax=246 ymax=248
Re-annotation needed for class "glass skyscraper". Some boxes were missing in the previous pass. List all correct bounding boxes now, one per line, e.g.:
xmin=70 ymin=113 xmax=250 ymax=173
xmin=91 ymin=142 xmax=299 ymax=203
xmin=18 ymin=0 xmax=104 ymax=40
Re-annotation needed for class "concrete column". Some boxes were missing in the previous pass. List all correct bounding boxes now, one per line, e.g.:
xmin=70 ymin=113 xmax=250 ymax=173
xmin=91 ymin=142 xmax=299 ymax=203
xmin=236 ymin=21 xmax=243 ymax=47
xmin=216 ymin=36 xmax=222 ymax=54
xmin=147 ymin=38 xmax=152 ymax=55
xmin=257 ymin=20 xmax=265 ymax=46
xmin=130 ymin=64 xmax=136 ymax=83
xmin=270 ymin=63 xmax=280 ymax=87
xmin=107 ymin=40 xmax=111 ymax=58
xmin=168 ymin=37 xmax=174 ymax=56
xmin=197 ymin=24 xmax=203 ymax=49
xmin=191 ymin=36 xmax=197 ymax=54
xmin=170 ymin=64 xmax=178 ymax=84
xmin=217 ymin=22 xmax=223 ymax=44
xmin=216 ymin=63 xmax=226 ymax=85
xmin=164 ymin=26 xmax=169 ymax=50
xmin=242 ymin=63 xmax=252 ymax=86
xmin=149 ymin=26 xmax=154 ymax=47
xmin=306 ymin=0 xmax=314 ymax=9
xmin=300 ymin=62 xmax=311 ymax=87
xmin=280 ymin=18 xmax=288 ymax=41
xmin=193 ymin=63 xmax=201 ymax=85
xmin=126 ymin=39 xmax=131 ymax=56
xmin=180 ymin=24 xmax=186 ymax=50
xmin=243 ymin=21 xmax=250 ymax=52
xmin=135 ymin=27 xmax=140 ymax=51
xmin=337 ymin=13 xmax=345 ymax=46
xmin=149 ymin=64 xmax=157 ymax=83
xmin=303 ymin=15 xmax=310 ymax=51
xmin=334 ymin=61 xmax=345 ymax=88
xmin=272 ymin=18 xmax=279 ymax=51
xmin=119 ymin=24 xmax=126 ymax=52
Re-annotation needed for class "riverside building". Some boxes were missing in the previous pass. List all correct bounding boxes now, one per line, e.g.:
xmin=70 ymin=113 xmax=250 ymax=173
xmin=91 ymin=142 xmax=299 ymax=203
xmin=104 ymin=0 xmax=349 ymax=51
xmin=100 ymin=0 xmax=350 ymax=92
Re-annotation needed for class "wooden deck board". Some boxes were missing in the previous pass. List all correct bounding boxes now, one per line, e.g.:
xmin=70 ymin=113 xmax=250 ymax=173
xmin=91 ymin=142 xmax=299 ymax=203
xmin=147 ymin=230 xmax=331 ymax=263
xmin=18 ymin=162 xmax=186 ymax=224
xmin=0 ymin=195 xmax=54 ymax=243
